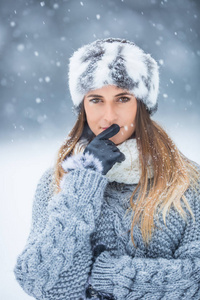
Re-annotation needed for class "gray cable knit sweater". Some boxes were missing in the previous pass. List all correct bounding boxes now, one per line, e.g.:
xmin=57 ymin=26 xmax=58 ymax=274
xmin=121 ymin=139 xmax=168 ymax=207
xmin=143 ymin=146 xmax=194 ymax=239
xmin=14 ymin=147 xmax=200 ymax=299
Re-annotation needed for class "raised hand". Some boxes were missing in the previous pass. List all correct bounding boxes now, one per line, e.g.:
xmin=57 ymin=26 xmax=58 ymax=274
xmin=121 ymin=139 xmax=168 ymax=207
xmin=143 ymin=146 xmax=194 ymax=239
xmin=83 ymin=124 xmax=125 ymax=175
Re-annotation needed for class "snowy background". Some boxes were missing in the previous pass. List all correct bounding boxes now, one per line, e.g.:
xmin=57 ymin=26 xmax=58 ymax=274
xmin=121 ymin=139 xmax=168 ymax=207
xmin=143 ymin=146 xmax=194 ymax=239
xmin=1 ymin=0 xmax=200 ymax=299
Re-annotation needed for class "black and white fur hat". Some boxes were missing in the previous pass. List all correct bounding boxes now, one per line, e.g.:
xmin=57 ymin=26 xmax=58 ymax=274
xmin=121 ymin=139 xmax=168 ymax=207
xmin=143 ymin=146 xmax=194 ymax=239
xmin=68 ymin=38 xmax=159 ymax=115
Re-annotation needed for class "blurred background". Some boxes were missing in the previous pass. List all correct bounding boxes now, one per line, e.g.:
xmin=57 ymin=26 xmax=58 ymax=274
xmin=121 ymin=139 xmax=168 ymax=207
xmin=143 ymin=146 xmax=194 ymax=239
xmin=1 ymin=0 xmax=200 ymax=299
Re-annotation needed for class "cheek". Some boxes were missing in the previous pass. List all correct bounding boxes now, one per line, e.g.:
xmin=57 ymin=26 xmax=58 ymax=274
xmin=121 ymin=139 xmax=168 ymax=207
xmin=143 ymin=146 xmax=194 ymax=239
xmin=122 ymin=109 xmax=136 ymax=127
xmin=86 ymin=110 xmax=100 ymax=125
xmin=85 ymin=104 xmax=95 ymax=122
xmin=119 ymin=109 xmax=136 ymax=137
xmin=84 ymin=106 xmax=101 ymax=134
xmin=122 ymin=124 xmax=135 ymax=137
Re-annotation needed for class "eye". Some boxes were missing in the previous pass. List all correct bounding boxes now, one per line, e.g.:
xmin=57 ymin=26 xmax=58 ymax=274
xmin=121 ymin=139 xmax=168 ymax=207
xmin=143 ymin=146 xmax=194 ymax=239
xmin=117 ymin=97 xmax=131 ymax=103
xmin=89 ymin=98 xmax=102 ymax=104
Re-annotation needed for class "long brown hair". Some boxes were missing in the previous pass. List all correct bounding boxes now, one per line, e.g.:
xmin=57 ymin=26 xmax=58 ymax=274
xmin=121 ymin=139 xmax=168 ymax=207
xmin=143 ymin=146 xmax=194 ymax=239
xmin=54 ymin=100 xmax=199 ymax=246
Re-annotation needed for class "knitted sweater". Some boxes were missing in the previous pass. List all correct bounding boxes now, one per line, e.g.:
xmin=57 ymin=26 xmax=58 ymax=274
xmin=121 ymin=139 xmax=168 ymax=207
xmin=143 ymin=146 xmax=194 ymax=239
xmin=14 ymin=139 xmax=200 ymax=300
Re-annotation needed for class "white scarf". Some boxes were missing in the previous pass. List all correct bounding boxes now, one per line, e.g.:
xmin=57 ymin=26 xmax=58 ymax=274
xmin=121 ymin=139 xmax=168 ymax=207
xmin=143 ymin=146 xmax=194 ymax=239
xmin=74 ymin=138 xmax=154 ymax=184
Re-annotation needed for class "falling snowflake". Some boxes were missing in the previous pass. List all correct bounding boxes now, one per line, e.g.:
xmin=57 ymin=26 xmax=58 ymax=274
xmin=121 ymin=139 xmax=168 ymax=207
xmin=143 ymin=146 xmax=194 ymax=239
xmin=45 ymin=76 xmax=51 ymax=82
xmin=53 ymin=3 xmax=59 ymax=9
xmin=36 ymin=98 xmax=41 ymax=103
xmin=17 ymin=44 xmax=25 ymax=51
xmin=155 ymin=40 xmax=161 ymax=46
xmin=10 ymin=21 xmax=16 ymax=27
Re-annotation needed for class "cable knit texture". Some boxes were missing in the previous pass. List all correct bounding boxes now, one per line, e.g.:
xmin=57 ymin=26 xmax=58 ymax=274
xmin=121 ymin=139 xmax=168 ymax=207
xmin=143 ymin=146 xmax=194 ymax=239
xmin=14 ymin=140 xmax=200 ymax=300
xmin=14 ymin=168 xmax=108 ymax=299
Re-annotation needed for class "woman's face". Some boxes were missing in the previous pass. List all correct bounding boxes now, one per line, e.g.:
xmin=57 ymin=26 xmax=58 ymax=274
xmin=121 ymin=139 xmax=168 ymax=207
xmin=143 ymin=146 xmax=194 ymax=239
xmin=84 ymin=85 xmax=137 ymax=145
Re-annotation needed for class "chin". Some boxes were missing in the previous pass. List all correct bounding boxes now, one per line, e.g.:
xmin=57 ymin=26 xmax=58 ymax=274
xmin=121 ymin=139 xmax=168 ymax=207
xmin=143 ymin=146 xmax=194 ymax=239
xmin=110 ymin=136 xmax=126 ymax=145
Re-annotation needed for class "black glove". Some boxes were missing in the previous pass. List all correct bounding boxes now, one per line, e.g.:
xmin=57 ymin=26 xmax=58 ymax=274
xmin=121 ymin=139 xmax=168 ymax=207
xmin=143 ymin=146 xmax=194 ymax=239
xmin=83 ymin=124 xmax=125 ymax=175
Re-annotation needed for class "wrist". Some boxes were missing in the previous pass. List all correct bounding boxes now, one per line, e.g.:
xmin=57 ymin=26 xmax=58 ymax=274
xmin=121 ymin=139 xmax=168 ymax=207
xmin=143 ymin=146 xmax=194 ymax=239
xmin=59 ymin=167 xmax=107 ymax=220
xmin=90 ymin=252 xmax=116 ymax=294
xmin=91 ymin=252 xmax=134 ymax=297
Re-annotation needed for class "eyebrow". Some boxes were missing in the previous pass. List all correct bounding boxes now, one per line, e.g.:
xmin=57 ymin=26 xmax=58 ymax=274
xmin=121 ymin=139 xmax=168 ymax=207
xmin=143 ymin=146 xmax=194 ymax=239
xmin=87 ymin=92 xmax=133 ymax=98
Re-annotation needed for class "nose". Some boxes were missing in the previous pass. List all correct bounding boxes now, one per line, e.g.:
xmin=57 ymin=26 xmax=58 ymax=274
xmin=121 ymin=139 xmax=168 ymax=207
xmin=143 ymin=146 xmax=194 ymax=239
xmin=103 ymin=104 xmax=118 ymax=124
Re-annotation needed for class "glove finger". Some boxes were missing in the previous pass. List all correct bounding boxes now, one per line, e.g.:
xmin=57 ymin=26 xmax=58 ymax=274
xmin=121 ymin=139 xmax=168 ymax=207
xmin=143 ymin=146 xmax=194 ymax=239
xmin=97 ymin=124 xmax=120 ymax=140
xmin=116 ymin=152 xmax=126 ymax=163
xmin=104 ymin=139 xmax=116 ymax=147
xmin=112 ymin=148 xmax=119 ymax=152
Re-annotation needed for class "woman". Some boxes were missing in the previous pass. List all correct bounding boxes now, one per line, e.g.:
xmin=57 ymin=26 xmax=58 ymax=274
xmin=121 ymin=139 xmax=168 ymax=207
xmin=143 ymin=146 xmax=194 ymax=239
xmin=14 ymin=38 xmax=200 ymax=300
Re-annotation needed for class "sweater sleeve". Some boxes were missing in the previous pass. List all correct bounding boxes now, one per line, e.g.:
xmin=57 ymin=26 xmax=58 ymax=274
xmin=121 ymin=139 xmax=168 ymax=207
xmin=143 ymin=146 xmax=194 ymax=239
xmin=14 ymin=166 xmax=108 ymax=300
xmin=90 ymin=186 xmax=200 ymax=300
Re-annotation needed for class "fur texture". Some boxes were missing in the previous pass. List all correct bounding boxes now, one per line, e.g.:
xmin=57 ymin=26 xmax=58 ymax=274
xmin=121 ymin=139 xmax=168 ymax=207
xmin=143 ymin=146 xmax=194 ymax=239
xmin=61 ymin=152 xmax=103 ymax=188
xmin=68 ymin=38 xmax=159 ymax=115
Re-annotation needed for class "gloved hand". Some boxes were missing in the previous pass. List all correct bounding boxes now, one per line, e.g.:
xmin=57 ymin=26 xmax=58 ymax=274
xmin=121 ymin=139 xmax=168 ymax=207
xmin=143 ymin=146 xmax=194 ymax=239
xmin=83 ymin=124 xmax=125 ymax=175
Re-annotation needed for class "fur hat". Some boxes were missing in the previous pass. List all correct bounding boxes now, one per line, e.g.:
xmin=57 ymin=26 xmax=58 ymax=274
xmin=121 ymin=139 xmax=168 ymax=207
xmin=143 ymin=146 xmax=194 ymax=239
xmin=68 ymin=38 xmax=159 ymax=115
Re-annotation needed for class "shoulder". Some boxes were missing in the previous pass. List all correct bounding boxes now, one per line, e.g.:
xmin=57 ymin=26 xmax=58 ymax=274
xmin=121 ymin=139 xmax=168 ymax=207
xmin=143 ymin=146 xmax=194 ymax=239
xmin=29 ymin=167 xmax=56 ymax=239
xmin=36 ymin=167 xmax=55 ymax=190
xmin=184 ymin=159 xmax=200 ymax=212
xmin=189 ymin=160 xmax=200 ymax=172
xmin=187 ymin=159 xmax=200 ymax=192
xmin=33 ymin=167 xmax=56 ymax=206
xmin=31 ymin=167 xmax=55 ymax=217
